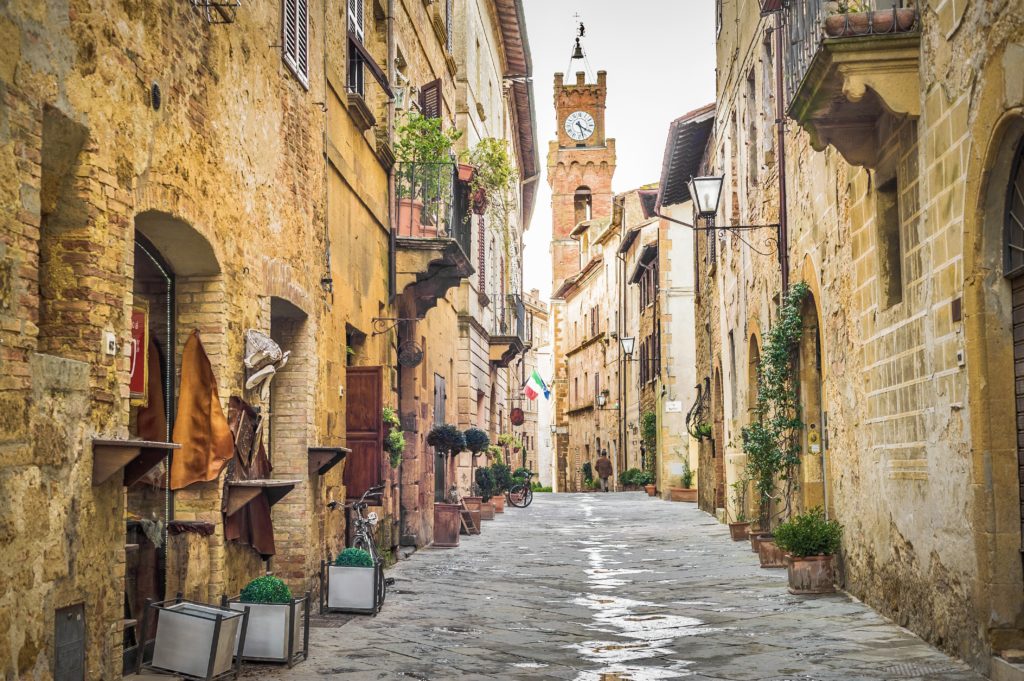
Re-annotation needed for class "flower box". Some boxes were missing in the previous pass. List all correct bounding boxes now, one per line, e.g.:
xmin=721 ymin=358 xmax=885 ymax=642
xmin=226 ymin=594 xmax=309 ymax=666
xmin=787 ymin=554 xmax=837 ymax=595
xmin=321 ymin=561 xmax=381 ymax=614
xmin=668 ymin=487 xmax=697 ymax=502
xmin=142 ymin=597 xmax=248 ymax=680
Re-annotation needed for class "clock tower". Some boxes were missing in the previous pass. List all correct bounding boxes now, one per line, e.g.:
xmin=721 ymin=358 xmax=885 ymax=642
xmin=548 ymin=70 xmax=617 ymax=290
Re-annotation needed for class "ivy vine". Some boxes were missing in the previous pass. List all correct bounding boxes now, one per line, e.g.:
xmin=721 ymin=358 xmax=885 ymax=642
xmin=741 ymin=280 xmax=810 ymax=531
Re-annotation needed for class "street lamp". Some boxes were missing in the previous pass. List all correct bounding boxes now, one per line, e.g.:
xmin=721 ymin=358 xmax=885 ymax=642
xmin=619 ymin=336 xmax=636 ymax=357
xmin=596 ymin=393 xmax=607 ymax=408
xmin=687 ymin=176 xmax=724 ymax=219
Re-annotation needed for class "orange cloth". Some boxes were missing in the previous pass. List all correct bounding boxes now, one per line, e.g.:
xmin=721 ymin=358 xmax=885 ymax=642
xmin=170 ymin=330 xmax=234 ymax=489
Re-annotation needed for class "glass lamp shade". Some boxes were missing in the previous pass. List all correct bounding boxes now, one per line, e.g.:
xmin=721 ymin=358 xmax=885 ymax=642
xmin=619 ymin=336 xmax=636 ymax=356
xmin=688 ymin=176 xmax=724 ymax=218
xmin=597 ymin=394 xmax=607 ymax=407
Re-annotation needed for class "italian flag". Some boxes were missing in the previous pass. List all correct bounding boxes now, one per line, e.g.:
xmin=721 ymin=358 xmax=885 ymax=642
xmin=523 ymin=370 xmax=550 ymax=401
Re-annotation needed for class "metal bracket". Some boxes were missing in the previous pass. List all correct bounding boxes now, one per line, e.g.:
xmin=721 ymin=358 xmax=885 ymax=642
xmin=371 ymin=317 xmax=417 ymax=336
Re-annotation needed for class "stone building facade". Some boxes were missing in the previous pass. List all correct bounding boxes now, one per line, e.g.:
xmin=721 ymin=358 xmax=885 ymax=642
xmin=670 ymin=0 xmax=1024 ymax=673
xmin=520 ymin=288 xmax=550 ymax=478
xmin=0 ymin=0 xmax=535 ymax=678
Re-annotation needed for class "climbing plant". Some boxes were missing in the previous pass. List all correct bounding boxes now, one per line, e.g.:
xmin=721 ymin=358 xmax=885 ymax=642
xmin=641 ymin=411 xmax=658 ymax=474
xmin=741 ymin=280 xmax=811 ymax=531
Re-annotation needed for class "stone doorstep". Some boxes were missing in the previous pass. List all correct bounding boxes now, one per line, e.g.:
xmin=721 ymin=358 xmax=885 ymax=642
xmin=993 ymin=656 xmax=1024 ymax=681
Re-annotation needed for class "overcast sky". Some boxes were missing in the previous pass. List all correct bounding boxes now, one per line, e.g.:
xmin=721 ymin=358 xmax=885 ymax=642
xmin=520 ymin=0 xmax=717 ymax=300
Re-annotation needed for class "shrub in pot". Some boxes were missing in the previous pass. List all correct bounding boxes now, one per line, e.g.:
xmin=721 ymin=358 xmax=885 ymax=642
xmin=668 ymin=459 xmax=697 ymax=502
xmin=323 ymin=548 xmax=380 ymax=614
xmin=618 ymin=467 xmax=643 ymax=490
xmin=427 ymin=424 xmax=466 ymax=544
xmin=728 ymin=476 xmax=752 ymax=541
xmin=490 ymin=462 xmax=512 ymax=512
xmin=228 ymin=575 xmax=309 ymax=665
xmin=773 ymin=508 xmax=843 ymax=594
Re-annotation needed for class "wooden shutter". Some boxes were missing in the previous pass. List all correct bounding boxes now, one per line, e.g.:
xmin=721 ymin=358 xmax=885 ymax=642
xmin=348 ymin=0 xmax=364 ymax=40
xmin=282 ymin=0 xmax=309 ymax=87
xmin=419 ymin=79 xmax=441 ymax=118
xmin=344 ymin=366 xmax=384 ymax=499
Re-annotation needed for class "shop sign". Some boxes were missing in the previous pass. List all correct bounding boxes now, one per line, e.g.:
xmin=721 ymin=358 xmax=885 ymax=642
xmin=129 ymin=301 xmax=149 ymax=405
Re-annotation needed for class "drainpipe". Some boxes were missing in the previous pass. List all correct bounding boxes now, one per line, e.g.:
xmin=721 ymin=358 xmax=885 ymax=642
xmin=616 ymin=248 xmax=627 ymax=482
xmin=774 ymin=12 xmax=790 ymax=293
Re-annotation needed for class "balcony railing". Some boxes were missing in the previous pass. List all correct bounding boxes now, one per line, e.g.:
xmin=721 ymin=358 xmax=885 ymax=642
xmin=395 ymin=161 xmax=471 ymax=257
xmin=493 ymin=294 xmax=532 ymax=345
xmin=784 ymin=0 xmax=919 ymax=106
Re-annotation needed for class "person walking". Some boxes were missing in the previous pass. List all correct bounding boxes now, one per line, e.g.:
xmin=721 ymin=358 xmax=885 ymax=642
xmin=595 ymin=450 xmax=613 ymax=492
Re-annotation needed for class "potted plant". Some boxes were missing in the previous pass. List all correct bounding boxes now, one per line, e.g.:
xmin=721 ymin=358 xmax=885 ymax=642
xmin=824 ymin=0 xmax=916 ymax=38
xmin=466 ymin=137 xmax=516 ymax=223
xmin=618 ymin=468 xmax=643 ymax=491
xmin=427 ymin=424 xmax=466 ymax=547
xmin=639 ymin=470 xmax=656 ymax=496
xmin=464 ymin=427 xmax=490 ymax=513
xmin=226 ymin=575 xmax=309 ymax=666
xmin=322 ymin=548 xmax=381 ymax=614
xmin=668 ymin=459 xmax=697 ymax=502
xmin=394 ymin=112 xmax=462 ymax=236
xmin=474 ymin=466 xmax=496 ymax=520
xmin=693 ymin=422 xmax=713 ymax=441
xmin=773 ymin=508 xmax=843 ymax=594
xmin=728 ymin=475 xmax=752 ymax=541
xmin=581 ymin=461 xmax=594 ymax=489
xmin=741 ymin=283 xmax=811 ymax=568
xmin=142 ymin=595 xmax=248 ymax=680
xmin=490 ymin=461 xmax=512 ymax=512
xmin=383 ymin=406 xmax=405 ymax=469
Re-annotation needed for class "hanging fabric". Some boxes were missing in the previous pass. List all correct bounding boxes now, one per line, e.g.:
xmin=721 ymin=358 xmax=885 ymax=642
xmin=170 ymin=330 xmax=234 ymax=489
xmin=224 ymin=396 xmax=276 ymax=558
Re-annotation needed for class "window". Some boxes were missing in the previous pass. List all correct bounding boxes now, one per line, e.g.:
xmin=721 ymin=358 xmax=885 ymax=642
xmin=445 ymin=0 xmax=453 ymax=52
xmin=419 ymin=79 xmax=442 ymax=119
xmin=283 ymin=0 xmax=309 ymax=87
xmin=594 ymin=373 xmax=600 ymax=399
xmin=346 ymin=0 xmax=365 ymax=95
xmin=875 ymin=167 xmax=903 ymax=308
xmin=574 ymin=187 xmax=593 ymax=224
xmin=746 ymin=69 xmax=758 ymax=186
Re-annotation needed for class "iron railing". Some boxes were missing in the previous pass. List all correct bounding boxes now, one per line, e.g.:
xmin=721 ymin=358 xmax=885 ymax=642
xmin=394 ymin=161 xmax=471 ymax=257
xmin=685 ymin=376 xmax=711 ymax=439
xmin=493 ymin=294 xmax=532 ymax=345
xmin=783 ymin=0 xmax=919 ymax=106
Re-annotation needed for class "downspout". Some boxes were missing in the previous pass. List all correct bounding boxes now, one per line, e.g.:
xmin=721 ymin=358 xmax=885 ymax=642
xmin=616 ymin=246 xmax=627 ymax=480
xmin=774 ymin=12 xmax=789 ymax=293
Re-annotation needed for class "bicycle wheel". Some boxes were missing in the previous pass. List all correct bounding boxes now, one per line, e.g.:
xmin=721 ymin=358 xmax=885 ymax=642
xmin=521 ymin=487 xmax=534 ymax=507
xmin=507 ymin=484 xmax=527 ymax=507
xmin=375 ymin=561 xmax=386 ymax=611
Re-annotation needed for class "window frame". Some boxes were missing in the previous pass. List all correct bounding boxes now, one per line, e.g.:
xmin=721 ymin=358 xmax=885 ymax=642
xmin=282 ymin=0 xmax=310 ymax=89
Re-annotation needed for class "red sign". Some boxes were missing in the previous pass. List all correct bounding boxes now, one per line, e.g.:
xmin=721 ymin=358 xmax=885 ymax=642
xmin=129 ymin=302 xmax=149 ymax=405
xmin=510 ymin=408 xmax=525 ymax=426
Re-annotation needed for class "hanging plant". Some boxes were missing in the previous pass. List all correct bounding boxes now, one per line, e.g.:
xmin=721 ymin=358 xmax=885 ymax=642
xmin=383 ymin=407 xmax=405 ymax=468
xmin=741 ymin=281 xmax=810 ymax=532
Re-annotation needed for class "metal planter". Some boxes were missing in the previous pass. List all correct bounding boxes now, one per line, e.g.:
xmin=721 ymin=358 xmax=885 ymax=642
xmin=321 ymin=561 xmax=381 ymax=614
xmin=226 ymin=593 xmax=309 ymax=667
xmin=141 ymin=597 xmax=248 ymax=680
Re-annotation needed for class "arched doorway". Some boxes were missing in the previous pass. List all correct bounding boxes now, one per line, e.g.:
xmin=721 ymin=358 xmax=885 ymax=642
xmin=797 ymin=292 xmax=826 ymax=514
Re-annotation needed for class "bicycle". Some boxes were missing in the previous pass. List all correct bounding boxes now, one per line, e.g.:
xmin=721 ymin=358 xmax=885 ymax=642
xmin=327 ymin=483 xmax=395 ymax=610
xmin=507 ymin=470 xmax=535 ymax=508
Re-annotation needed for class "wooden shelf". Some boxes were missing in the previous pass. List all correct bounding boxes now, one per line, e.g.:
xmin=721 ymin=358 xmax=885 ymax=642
xmin=308 ymin=446 xmax=350 ymax=476
xmin=224 ymin=479 xmax=299 ymax=516
xmin=92 ymin=439 xmax=179 ymax=486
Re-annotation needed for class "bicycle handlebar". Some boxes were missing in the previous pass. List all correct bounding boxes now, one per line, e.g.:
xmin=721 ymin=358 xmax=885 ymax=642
xmin=327 ymin=483 xmax=386 ymax=511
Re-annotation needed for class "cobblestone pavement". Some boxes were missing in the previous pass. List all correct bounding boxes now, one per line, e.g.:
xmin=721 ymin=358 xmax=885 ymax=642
xmin=259 ymin=493 xmax=984 ymax=681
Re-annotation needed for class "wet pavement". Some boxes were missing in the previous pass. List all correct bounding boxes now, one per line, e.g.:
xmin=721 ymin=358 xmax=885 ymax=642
xmin=260 ymin=493 xmax=984 ymax=680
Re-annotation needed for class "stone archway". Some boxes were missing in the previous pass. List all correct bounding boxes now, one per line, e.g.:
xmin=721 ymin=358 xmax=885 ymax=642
xmin=963 ymin=110 xmax=1024 ymax=655
xmin=797 ymin=290 xmax=826 ymax=515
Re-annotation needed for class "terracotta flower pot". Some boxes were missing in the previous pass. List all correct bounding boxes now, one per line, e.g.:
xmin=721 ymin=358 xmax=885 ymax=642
xmin=756 ymin=534 xmax=787 ymax=569
xmin=491 ymin=493 xmax=505 ymax=513
xmin=824 ymin=8 xmax=915 ymax=37
xmin=644 ymin=484 xmax=657 ymax=496
xmin=463 ymin=496 xmax=482 ymax=511
xmin=433 ymin=503 xmax=461 ymax=548
xmin=669 ymin=487 xmax=697 ymax=502
xmin=787 ymin=554 xmax=836 ymax=594
xmin=750 ymin=530 xmax=762 ymax=553
xmin=457 ymin=163 xmax=475 ymax=182
xmin=396 ymin=197 xmax=425 ymax=236
xmin=480 ymin=501 xmax=495 ymax=520
xmin=728 ymin=521 xmax=751 ymax=541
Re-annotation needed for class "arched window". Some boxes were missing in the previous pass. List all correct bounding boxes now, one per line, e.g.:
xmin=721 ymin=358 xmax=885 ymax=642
xmin=1005 ymin=143 xmax=1024 ymax=278
xmin=574 ymin=186 xmax=593 ymax=224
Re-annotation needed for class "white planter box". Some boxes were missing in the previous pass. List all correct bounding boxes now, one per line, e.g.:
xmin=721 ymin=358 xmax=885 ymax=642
xmin=227 ymin=597 xmax=307 ymax=664
xmin=325 ymin=564 xmax=378 ymax=613
xmin=148 ymin=601 xmax=245 ymax=679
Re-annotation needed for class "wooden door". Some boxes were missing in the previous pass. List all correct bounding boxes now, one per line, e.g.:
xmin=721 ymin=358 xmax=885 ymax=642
xmin=344 ymin=366 xmax=383 ymax=499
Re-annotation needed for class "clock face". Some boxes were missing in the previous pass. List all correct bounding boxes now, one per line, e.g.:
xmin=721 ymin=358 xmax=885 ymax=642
xmin=565 ymin=110 xmax=595 ymax=141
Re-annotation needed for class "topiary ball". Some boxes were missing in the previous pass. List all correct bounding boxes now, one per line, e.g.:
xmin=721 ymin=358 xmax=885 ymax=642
xmin=334 ymin=547 xmax=374 ymax=568
xmin=239 ymin=574 xmax=292 ymax=604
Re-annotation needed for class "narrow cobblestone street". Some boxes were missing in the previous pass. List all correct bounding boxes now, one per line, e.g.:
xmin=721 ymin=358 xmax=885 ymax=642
xmin=261 ymin=494 xmax=983 ymax=681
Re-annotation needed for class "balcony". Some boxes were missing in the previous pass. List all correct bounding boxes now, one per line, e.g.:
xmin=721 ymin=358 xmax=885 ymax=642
xmin=489 ymin=294 xmax=532 ymax=367
xmin=784 ymin=0 xmax=920 ymax=168
xmin=394 ymin=161 xmax=474 ymax=318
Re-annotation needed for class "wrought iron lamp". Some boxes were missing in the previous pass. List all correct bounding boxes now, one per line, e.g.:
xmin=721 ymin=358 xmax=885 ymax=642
xmin=687 ymin=176 xmax=724 ymax=219
xmin=619 ymin=336 xmax=636 ymax=357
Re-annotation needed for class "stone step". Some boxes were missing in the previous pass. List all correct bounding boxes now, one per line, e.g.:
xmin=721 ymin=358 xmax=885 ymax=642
xmin=993 ymin=655 xmax=1024 ymax=681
